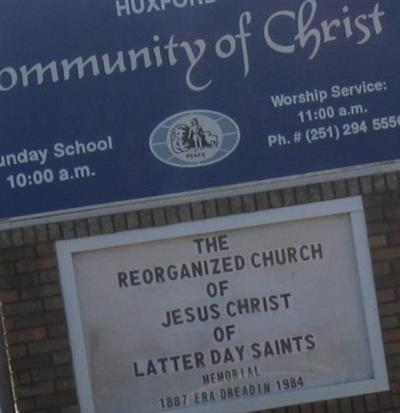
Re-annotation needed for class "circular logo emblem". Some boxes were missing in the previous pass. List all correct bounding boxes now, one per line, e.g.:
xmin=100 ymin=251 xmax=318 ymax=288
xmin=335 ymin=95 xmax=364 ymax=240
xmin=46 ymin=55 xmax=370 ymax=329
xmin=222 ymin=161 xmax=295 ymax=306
xmin=150 ymin=110 xmax=240 ymax=168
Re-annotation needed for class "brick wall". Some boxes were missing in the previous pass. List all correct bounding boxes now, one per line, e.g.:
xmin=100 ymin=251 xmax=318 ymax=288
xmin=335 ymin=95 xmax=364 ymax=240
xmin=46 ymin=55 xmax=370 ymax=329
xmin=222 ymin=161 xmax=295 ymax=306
xmin=0 ymin=173 xmax=399 ymax=413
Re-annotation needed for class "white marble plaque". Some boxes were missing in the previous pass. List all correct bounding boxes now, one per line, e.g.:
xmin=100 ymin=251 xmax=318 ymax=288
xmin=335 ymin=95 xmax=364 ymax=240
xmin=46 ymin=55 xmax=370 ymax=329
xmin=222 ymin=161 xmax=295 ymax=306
xmin=57 ymin=197 xmax=388 ymax=413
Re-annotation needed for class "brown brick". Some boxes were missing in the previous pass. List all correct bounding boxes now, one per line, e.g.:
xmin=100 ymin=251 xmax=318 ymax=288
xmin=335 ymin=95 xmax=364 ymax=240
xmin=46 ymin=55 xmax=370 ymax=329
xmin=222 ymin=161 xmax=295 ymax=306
xmin=378 ymin=391 xmax=393 ymax=409
xmin=152 ymin=208 xmax=166 ymax=226
xmin=374 ymin=262 xmax=392 ymax=276
xmin=386 ymin=206 xmax=400 ymax=220
xmin=312 ymin=401 xmax=326 ymax=413
xmin=360 ymin=176 xmax=374 ymax=194
xmin=308 ymin=184 xmax=322 ymax=202
xmin=32 ymin=365 xmax=73 ymax=382
xmin=381 ymin=316 xmax=400 ymax=329
xmin=112 ymin=214 xmax=127 ymax=232
xmin=16 ymin=256 xmax=57 ymax=274
xmin=8 ymin=344 xmax=28 ymax=358
xmin=203 ymin=200 xmax=218 ymax=218
xmin=378 ymin=289 xmax=397 ymax=303
xmin=373 ymin=247 xmax=400 ymax=261
xmin=321 ymin=182 xmax=335 ymax=200
xmin=388 ymin=355 xmax=400 ymax=369
xmin=61 ymin=222 xmax=75 ymax=239
xmin=0 ymin=273 xmax=39 ymax=289
xmin=5 ymin=310 xmax=64 ymax=331
xmin=55 ymin=378 xmax=74 ymax=392
xmin=11 ymin=228 xmax=24 ymax=246
xmin=35 ymin=391 xmax=77 ymax=408
xmin=243 ymin=194 xmax=256 ymax=212
xmin=0 ymin=231 xmax=12 ymax=248
xmin=36 ymin=243 xmax=55 ymax=256
xmin=366 ymin=207 xmax=384 ymax=222
xmin=269 ymin=190 xmax=283 ymax=208
xmin=0 ymin=262 xmax=16 ymax=277
xmin=126 ymin=211 xmax=139 ymax=228
xmin=3 ymin=300 xmax=43 ymax=316
xmin=0 ymin=246 xmax=36 ymax=262
xmin=53 ymin=351 xmax=72 ymax=365
xmin=380 ymin=302 xmax=400 ymax=317
xmin=20 ymin=284 xmax=61 ymax=300
xmin=373 ymin=174 xmax=387 ymax=192
xmin=393 ymin=260 xmax=400 ymax=274
xmin=16 ymin=381 xmax=54 ymax=398
xmin=74 ymin=219 xmax=89 ymax=237
xmin=139 ymin=209 xmax=153 ymax=227
xmin=60 ymin=406 xmax=80 ymax=413
xmin=352 ymin=395 xmax=365 ymax=412
xmin=34 ymin=225 xmax=49 ymax=242
xmin=370 ymin=234 xmax=388 ymax=249
xmin=229 ymin=196 xmax=243 ymax=214
xmin=48 ymin=323 xmax=68 ymax=339
xmin=388 ymin=232 xmax=400 ymax=246
xmin=177 ymin=204 xmax=191 ymax=222
xmin=393 ymin=381 xmax=400 ymax=394
xmin=14 ymin=372 xmax=31 ymax=385
xmin=28 ymin=339 xmax=68 ymax=354
xmin=39 ymin=269 xmax=59 ymax=284
xmin=282 ymin=188 xmax=296 ymax=206
xmin=86 ymin=217 xmax=101 ymax=236
xmin=393 ymin=394 xmax=400 ymax=407
xmin=327 ymin=400 xmax=339 ymax=413
xmin=165 ymin=206 xmax=179 ymax=224
xmin=11 ymin=353 xmax=52 ymax=372
xmin=365 ymin=393 xmax=379 ymax=412
xmin=295 ymin=186 xmax=309 ymax=203
xmin=191 ymin=202 xmax=205 ymax=220
xmin=299 ymin=404 xmax=313 ymax=413
xmin=389 ymin=369 xmax=400 ymax=380
xmin=375 ymin=275 xmax=399 ymax=290
xmin=386 ymin=342 xmax=400 ymax=356
xmin=334 ymin=180 xmax=347 ymax=197
xmin=28 ymin=338 xmax=68 ymax=355
xmin=47 ymin=223 xmax=62 ymax=241
xmin=44 ymin=296 xmax=64 ymax=311
xmin=21 ymin=227 xmax=35 ymax=245
xmin=347 ymin=178 xmax=361 ymax=195
xmin=0 ymin=289 xmax=18 ymax=302
xmin=364 ymin=192 xmax=390 ymax=207
xmin=16 ymin=398 xmax=36 ymax=412
xmin=8 ymin=327 xmax=47 ymax=344
xmin=216 ymin=198 xmax=230 ymax=216
xmin=255 ymin=192 xmax=269 ymax=209
xmin=386 ymin=173 xmax=399 ymax=190
xmin=368 ymin=221 xmax=391 ymax=235
xmin=99 ymin=216 xmax=113 ymax=233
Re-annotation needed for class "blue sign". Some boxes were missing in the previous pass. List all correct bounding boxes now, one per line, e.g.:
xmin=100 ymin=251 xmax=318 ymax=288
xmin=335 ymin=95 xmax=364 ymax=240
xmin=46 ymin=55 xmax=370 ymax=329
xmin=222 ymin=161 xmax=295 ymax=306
xmin=1 ymin=0 xmax=400 ymax=220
